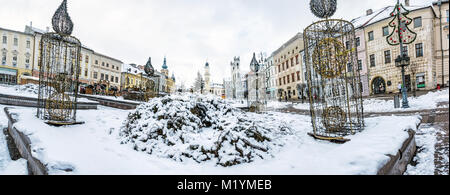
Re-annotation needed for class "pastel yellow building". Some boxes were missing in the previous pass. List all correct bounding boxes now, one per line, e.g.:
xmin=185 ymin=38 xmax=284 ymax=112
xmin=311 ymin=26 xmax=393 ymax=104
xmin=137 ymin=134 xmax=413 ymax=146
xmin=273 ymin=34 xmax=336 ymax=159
xmin=1 ymin=27 xmax=34 ymax=84
xmin=121 ymin=63 xmax=149 ymax=90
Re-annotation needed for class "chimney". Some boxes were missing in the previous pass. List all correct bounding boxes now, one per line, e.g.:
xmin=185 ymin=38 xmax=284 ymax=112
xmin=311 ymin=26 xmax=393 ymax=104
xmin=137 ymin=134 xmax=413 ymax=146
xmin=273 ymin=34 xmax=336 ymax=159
xmin=405 ymin=0 xmax=410 ymax=6
xmin=30 ymin=21 xmax=33 ymax=28
xmin=46 ymin=27 xmax=50 ymax=32
xmin=366 ymin=9 xmax=373 ymax=16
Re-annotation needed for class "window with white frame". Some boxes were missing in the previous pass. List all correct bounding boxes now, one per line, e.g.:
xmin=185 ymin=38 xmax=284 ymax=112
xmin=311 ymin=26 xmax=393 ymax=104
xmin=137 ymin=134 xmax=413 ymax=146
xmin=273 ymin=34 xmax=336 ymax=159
xmin=1 ymin=51 xmax=6 ymax=65
xmin=25 ymin=56 xmax=30 ymax=69
xmin=12 ymin=54 xmax=17 ymax=67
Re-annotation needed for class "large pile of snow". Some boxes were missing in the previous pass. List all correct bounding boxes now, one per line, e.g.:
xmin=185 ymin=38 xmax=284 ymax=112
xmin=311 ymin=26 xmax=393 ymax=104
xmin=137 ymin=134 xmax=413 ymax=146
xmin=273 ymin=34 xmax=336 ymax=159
xmin=119 ymin=94 xmax=291 ymax=167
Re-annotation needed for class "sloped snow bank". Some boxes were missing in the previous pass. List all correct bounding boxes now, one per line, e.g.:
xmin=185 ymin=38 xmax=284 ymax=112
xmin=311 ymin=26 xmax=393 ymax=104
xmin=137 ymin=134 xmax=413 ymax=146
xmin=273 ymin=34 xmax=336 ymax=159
xmin=119 ymin=94 xmax=292 ymax=167
xmin=0 ymin=84 xmax=96 ymax=103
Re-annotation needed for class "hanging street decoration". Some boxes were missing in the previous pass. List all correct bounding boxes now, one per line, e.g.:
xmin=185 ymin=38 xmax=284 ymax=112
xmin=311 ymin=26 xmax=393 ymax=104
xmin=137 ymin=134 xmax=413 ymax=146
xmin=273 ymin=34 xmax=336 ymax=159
xmin=386 ymin=1 xmax=417 ymax=46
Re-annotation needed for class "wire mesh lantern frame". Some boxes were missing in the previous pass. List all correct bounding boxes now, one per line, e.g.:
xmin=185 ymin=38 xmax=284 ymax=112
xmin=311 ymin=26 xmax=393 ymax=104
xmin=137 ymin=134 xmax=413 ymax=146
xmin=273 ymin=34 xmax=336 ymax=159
xmin=36 ymin=0 xmax=84 ymax=126
xmin=303 ymin=19 xmax=365 ymax=143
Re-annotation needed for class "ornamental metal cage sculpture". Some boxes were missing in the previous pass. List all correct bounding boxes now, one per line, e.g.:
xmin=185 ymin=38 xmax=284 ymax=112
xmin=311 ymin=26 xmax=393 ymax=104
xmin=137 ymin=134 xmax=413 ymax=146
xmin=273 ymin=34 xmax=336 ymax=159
xmin=37 ymin=0 xmax=83 ymax=126
xmin=304 ymin=0 xmax=364 ymax=142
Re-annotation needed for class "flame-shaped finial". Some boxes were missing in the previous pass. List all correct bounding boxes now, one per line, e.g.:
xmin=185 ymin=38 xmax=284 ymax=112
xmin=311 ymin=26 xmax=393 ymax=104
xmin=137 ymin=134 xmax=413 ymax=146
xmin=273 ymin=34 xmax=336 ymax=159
xmin=52 ymin=0 xmax=74 ymax=35
xmin=145 ymin=57 xmax=155 ymax=76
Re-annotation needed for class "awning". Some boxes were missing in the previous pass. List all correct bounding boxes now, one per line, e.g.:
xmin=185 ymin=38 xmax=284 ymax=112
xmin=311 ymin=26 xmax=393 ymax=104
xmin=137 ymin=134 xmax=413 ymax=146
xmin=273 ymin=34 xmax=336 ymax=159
xmin=0 ymin=67 xmax=17 ymax=76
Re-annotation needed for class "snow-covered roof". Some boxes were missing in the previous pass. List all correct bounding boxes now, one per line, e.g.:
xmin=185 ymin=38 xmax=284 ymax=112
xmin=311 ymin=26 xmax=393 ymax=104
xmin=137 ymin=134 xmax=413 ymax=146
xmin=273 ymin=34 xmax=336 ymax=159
xmin=351 ymin=4 xmax=431 ymax=29
xmin=122 ymin=64 xmax=144 ymax=75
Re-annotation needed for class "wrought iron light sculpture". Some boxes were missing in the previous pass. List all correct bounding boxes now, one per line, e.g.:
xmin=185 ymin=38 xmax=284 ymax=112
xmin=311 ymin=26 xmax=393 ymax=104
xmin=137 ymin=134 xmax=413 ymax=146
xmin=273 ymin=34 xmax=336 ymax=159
xmin=37 ymin=0 xmax=83 ymax=126
xmin=304 ymin=0 xmax=364 ymax=142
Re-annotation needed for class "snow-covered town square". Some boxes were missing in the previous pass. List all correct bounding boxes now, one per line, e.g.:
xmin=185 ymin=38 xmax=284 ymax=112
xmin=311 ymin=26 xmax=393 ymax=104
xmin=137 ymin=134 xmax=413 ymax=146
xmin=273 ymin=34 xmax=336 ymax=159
xmin=0 ymin=0 xmax=449 ymax=176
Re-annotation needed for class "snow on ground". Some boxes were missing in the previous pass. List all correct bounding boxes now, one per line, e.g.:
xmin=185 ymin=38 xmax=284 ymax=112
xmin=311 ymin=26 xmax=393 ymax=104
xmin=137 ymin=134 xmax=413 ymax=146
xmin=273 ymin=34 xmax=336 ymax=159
xmin=0 ymin=84 xmax=97 ymax=103
xmin=266 ymin=101 xmax=294 ymax=109
xmin=7 ymin=96 xmax=421 ymax=174
xmin=81 ymin=94 xmax=141 ymax=104
xmin=288 ymin=89 xmax=449 ymax=113
xmin=224 ymin=99 xmax=247 ymax=108
xmin=363 ymin=89 xmax=449 ymax=113
xmin=0 ymin=105 xmax=28 ymax=175
xmin=405 ymin=126 xmax=437 ymax=175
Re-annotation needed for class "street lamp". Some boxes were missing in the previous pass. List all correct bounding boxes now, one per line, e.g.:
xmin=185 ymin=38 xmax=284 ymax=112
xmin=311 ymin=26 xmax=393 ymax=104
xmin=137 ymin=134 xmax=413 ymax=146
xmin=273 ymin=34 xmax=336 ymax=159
xmin=395 ymin=54 xmax=410 ymax=108
xmin=386 ymin=0 xmax=417 ymax=109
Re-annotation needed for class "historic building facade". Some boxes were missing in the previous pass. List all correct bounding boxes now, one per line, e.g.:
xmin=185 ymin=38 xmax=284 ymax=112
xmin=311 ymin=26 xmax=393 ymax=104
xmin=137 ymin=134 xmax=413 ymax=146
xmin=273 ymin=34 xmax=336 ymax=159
xmin=261 ymin=55 xmax=277 ymax=101
xmin=363 ymin=5 xmax=441 ymax=94
xmin=432 ymin=0 xmax=449 ymax=87
xmin=273 ymin=32 xmax=306 ymax=101
xmin=121 ymin=63 xmax=147 ymax=90
xmin=1 ymin=27 xmax=34 ymax=84
xmin=91 ymin=52 xmax=123 ymax=90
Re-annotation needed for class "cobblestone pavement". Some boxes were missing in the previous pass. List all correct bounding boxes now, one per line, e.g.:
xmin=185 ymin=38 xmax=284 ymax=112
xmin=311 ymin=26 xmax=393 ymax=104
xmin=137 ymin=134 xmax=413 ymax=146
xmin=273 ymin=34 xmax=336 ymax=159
xmin=420 ymin=102 xmax=449 ymax=175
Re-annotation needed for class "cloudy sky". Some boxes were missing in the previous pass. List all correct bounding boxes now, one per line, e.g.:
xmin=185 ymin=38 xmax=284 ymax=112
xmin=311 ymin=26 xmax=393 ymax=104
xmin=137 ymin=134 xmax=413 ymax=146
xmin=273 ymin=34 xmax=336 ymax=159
xmin=0 ymin=0 xmax=434 ymax=87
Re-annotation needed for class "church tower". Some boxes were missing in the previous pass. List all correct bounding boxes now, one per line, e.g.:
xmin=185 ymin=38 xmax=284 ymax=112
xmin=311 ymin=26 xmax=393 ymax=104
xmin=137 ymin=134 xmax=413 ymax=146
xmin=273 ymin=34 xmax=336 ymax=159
xmin=204 ymin=61 xmax=211 ymax=94
xmin=161 ymin=56 xmax=169 ymax=77
xmin=230 ymin=56 xmax=242 ymax=99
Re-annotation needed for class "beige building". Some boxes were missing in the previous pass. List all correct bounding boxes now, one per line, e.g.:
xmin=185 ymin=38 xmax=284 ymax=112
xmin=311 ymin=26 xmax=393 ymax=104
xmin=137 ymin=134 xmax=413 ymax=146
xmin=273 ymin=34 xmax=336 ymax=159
xmin=432 ymin=0 xmax=449 ymax=87
xmin=364 ymin=3 xmax=447 ymax=94
xmin=1 ymin=26 xmax=34 ymax=84
xmin=91 ymin=52 xmax=123 ymax=90
xmin=273 ymin=32 xmax=305 ymax=101
xmin=25 ymin=25 xmax=122 ymax=89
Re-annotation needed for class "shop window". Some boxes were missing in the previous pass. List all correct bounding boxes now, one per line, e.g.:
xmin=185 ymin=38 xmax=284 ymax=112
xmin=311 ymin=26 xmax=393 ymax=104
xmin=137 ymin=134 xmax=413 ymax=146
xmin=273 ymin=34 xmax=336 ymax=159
xmin=416 ymin=73 xmax=426 ymax=88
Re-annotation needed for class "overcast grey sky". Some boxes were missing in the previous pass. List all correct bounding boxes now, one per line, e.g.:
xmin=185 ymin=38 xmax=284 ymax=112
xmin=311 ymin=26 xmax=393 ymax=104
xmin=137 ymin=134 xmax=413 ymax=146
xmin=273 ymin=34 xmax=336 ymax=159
xmin=0 ymin=0 xmax=433 ymax=87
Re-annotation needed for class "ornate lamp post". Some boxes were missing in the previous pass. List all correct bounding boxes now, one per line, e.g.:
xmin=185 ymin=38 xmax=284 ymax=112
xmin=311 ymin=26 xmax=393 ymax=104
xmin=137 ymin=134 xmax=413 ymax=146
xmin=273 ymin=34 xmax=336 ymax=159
xmin=395 ymin=54 xmax=411 ymax=108
xmin=386 ymin=0 xmax=417 ymax=109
